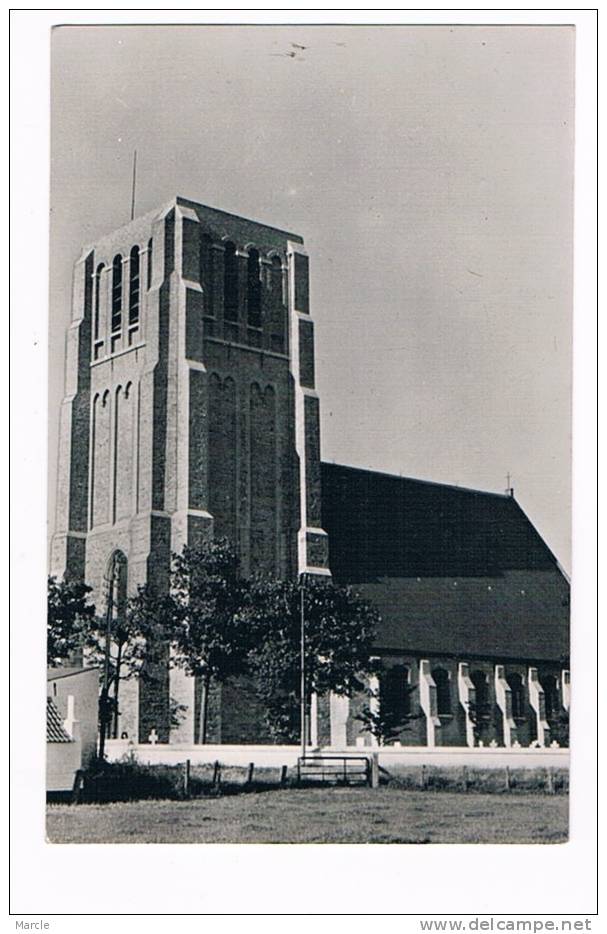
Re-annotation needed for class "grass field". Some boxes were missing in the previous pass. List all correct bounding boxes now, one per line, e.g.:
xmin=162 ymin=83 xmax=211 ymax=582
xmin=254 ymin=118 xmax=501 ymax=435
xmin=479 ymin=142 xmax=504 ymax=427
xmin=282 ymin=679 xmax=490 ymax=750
xmin=47 ymin=787 xmax=568 ymax=844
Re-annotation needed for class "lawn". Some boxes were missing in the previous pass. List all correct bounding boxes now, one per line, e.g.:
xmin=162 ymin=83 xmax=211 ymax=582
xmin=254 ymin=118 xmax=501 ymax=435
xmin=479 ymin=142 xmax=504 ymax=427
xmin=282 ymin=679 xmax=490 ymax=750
xmin=47 ymin=787 xmax=568 ymax=844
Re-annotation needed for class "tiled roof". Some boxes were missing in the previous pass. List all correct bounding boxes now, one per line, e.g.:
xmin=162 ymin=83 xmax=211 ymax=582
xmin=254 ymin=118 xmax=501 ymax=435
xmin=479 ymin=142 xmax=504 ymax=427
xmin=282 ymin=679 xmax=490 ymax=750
xmin=359 ymin=571 xmax=569 ymax=662
xmin=321 ymin=463 xmax=569 ymax=663
xmin=46 ymin=697 xmax=73 ymax=743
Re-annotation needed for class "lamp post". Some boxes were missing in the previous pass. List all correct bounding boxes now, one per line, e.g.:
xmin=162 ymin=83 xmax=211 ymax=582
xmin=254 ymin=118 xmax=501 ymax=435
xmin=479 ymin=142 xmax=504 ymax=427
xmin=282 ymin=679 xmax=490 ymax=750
xmin=98 ymin=555 xmax=117 ymax=760
xmin=300 ymin=573 xmax=306 ymax=761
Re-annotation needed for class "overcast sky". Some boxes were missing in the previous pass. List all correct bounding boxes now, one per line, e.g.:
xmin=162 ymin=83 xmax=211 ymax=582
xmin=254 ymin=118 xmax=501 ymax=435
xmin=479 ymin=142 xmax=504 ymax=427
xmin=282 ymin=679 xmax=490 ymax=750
xmin=49 ymin=24 xmax=574 ymax=571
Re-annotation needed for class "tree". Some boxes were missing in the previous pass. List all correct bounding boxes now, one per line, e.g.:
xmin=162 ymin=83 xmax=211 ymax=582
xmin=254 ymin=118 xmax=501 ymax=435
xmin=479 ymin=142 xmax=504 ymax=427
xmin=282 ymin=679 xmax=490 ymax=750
xmin=47 ymin=575 xmax=95 ymax=667
xmin=245 ymin=575 xmax=379 ymax=743
xmin=466 ymin=696 xmax=493 ymax=746
xmin=85 ymin=583 xmax=178 ymax=740
xmin=171 ymin=539 xmax=252 ymax=744
xmin=355 ymin=672 xmax=420 ymax=746
xmin=547 ymin=707 xmax=569 ymax=747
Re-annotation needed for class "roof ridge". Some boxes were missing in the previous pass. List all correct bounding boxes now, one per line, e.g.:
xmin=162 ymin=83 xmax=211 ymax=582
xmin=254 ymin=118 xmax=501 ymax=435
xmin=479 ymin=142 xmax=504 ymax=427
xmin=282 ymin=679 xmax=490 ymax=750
xmin=176 ymin=195 xmax=303 ymax=241
xmin=321 ymin=461 xmax=511 ymax=499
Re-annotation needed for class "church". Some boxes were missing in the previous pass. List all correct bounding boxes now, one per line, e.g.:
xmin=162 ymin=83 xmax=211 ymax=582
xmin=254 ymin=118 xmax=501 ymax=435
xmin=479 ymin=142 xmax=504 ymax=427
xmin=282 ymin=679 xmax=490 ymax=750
xmin=51 ymin=196 xmax=570 ymax=749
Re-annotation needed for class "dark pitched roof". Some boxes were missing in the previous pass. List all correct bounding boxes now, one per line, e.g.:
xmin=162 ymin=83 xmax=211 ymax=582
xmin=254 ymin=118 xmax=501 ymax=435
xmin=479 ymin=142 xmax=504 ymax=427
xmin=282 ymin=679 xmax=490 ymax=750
xmin=46 ymin=698 xmax=73 ymax=743
xmin=358 ymin=572 xmax=569 ymax=662
xmin=321 ymin=463 xmax=569 ymax=662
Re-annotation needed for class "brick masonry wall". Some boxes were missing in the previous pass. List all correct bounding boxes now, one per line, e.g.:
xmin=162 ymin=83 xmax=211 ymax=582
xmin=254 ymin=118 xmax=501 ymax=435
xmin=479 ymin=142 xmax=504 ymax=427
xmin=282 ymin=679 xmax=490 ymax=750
xmin=203 ymin=339 xmax=299 ymax=580
xmin=220 ymin=676 xmax=275 ymax=744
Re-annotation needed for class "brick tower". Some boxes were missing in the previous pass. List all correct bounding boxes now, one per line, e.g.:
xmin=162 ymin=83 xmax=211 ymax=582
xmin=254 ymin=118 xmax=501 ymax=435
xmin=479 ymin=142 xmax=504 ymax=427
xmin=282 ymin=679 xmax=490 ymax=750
xmin=51 ymin=197 xmax=330 ymax=743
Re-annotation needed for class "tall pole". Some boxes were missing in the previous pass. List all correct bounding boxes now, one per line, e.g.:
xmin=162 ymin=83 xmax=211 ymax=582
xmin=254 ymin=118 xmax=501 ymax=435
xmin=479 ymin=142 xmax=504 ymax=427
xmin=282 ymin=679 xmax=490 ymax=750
xmin=130 ymin=149 xmax=137 ymax=222
xmin=98 ymin=558 xmax=115 ymax=759
xmin=300 ymin=574 xmax=306 ymax=761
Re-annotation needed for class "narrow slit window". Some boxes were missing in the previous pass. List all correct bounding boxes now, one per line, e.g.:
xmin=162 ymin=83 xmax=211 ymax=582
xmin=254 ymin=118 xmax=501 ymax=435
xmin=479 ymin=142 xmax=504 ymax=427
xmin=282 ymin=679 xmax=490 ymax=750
xmin=129 ymin=246 xmax=140 ymax=327
xmin=147 ymin=238 xmax=153 ymax=290
xmin=111 ymin=254 xmax=123 ymax=334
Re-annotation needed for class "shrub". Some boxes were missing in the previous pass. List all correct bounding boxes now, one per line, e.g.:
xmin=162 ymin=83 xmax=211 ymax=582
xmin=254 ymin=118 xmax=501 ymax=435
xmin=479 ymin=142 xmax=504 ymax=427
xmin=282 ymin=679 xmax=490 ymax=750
xmin=381 ymin=765 xmax=568 ymax=794
xmin=81 ymin=760 xmax=189 ymax=803
xmin=78 ymin=759 xmax=291 ymax=803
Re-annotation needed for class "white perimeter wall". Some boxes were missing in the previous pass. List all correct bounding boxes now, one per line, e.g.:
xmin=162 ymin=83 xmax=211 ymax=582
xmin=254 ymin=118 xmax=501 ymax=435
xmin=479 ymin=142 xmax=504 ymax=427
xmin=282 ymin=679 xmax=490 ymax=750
xmin=105 ymin=740 xmax=569 ymax=770
xmin=46 ymin=740 xmax=82 ymax=791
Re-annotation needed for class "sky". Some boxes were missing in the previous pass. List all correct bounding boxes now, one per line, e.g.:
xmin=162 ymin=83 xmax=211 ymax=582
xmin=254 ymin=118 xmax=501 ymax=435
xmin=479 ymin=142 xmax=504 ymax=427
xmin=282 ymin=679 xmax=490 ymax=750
xmin=49 ymin=24 xmax=574 ymax=571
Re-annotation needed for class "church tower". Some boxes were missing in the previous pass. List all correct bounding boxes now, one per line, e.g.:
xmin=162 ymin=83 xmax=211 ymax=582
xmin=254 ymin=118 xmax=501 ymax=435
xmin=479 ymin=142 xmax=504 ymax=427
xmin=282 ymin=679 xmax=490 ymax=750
xmin=51 ymin=197 xmax=330 ymax=742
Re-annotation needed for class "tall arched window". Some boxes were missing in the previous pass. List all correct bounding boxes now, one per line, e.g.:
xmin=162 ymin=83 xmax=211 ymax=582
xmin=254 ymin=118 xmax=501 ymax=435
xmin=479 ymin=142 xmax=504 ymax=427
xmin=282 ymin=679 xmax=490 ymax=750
xmin=471 ymin=670 xmax=490 ymax=710
xmin=199 ymin=234 xmax=214 ymax=316
xmin=432 ymin=667 xmax=451 ymax=716
xmin=380 ymin=664 xmax=412 ymax=719
xmin=223 ymin=241 xmax=238 ymax=322
xmin=270 ymin=254 xmax=283 ymax=299
xmin=94 ymin=263 xmax=104 ymax=342
xmin=269 ymin=254 xmax=286 ymax=353
xmin=247 ymin=248 xmax=262 ymax=328
xmin=111 ymin=254 xmax=123 ymax=334
xmin=506 ymin=673 xmax=525 ymax=720
xmin=540 ymin=674 xmax=559 ymax=719
xmin=470 ymin=670 xmax=491 ymax=736
xmin=128 ymin=245 xmax=140 ymax=328
xmin=147 ymin=238 xmax=153 ymax=290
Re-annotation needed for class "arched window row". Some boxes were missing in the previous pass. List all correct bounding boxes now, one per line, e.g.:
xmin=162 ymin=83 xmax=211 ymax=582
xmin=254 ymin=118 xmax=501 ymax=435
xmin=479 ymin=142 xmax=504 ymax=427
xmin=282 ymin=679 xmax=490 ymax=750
xmin=92 ymin=382 xmax=134 ymax=408
xmin=91 ymin=233 xmax=287 ymax=358
xmin=91 ymin=241 xmax=152 ymax=360
xmin=212 ymin=237 xmax=286 ymax=335
xmin=216 ymin=236 xmax=287 ymax=270
xmin=210 ymin=376 xmax=276 ymax=402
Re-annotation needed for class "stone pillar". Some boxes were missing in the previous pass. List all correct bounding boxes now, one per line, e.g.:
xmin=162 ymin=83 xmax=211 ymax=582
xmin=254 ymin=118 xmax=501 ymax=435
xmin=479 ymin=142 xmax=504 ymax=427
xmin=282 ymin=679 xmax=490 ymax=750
xmin=168 ymin=203 xmax=213 ymax=743
xmin=329 ymin=692 xmax=349 ymax=748
xmin=419 ymin=660 xmax=440 ymax=747
xmin=50 ymin=249 xmax=94 ymax=581
xmin=457 ymin=662 xmax=476 ymax=747
xmin=287 ymin=240 xmax=330 ymax=577
xmin=169 ymin=663 xmax=196 ymax=744
xmin=494 ymin=664 xmax=517 ymax=747
xmin=561 ymin=669 xmax=570 ymax=711
xmin=63 ymin=695 xmax=80 ymax=741
xmin=309 ymin=691 xmax=318 ymax=747
xmin=117 ymin=676 xmax=139 ymax=741
xmin=528 ymin=667 xmax=550 ymax=747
